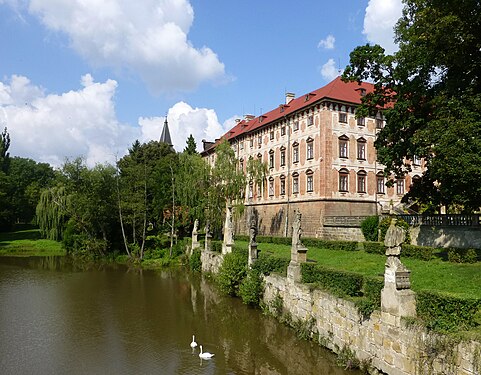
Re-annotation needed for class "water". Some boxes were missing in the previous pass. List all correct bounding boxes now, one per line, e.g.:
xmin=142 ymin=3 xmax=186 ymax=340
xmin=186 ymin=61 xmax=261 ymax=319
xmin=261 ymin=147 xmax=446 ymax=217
xmin=0 ymin=256 xmax=359 ymax=375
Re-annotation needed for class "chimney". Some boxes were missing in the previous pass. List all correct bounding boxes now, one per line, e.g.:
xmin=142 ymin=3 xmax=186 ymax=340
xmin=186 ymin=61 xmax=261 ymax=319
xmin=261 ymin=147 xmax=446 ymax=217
xmin=285 ymin=92 xmax=295 ymax=105
xmin=244 ymin=114 xmax=255 ymax=122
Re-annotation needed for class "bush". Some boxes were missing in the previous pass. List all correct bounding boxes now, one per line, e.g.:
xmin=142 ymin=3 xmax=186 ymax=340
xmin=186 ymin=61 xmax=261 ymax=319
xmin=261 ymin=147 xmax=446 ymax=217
xmin=363 ymin=276 xmax=383 ymax=310
xmin=401 ymin=244 xmax=434 ymax=261
xmin=363 ymin=241 xmax=384 ymax=255
xmin=417 ymin=291 xmax=481 ymax=332
xmin=301 ymin=263 xmax=363 ymax=297
xmin=189 ymin=249 xmax=202 ymax=272
xmin=239 ymin=270 xmax=263 ymax=305
xmin=448 ymin=248 xmax=480 ymax=263
xmin=379 ymin=216 xmax=410 ymax=244
xmin=361 ymin=216 xmax=379 ymax=241
xmin=211 ymin=240 xmax=222 ymax=253
xmin=252 ymin=253 xmax=290 ymax=276
xmin=217 ymin=249 xmax=248 ymax=296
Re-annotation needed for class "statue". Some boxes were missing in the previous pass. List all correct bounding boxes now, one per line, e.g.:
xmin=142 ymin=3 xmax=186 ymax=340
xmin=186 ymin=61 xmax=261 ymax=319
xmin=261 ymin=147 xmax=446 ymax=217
xmin=193 ymin=219 xmax=199 ymax=235
xmin=288 ymin=209 xmax=307 ymax=283
xmin=291 ymin=210 xmax=303 ymax=249
xmin=248 ymin=209 xmax=259 ymax=267
xmin=191 ymin=219 xmax=200 ymax=250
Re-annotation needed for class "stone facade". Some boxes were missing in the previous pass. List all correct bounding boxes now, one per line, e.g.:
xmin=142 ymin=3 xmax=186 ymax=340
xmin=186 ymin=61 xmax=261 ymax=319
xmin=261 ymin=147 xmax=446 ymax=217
xmin=263 ymin=275 xmax=480 ymax=375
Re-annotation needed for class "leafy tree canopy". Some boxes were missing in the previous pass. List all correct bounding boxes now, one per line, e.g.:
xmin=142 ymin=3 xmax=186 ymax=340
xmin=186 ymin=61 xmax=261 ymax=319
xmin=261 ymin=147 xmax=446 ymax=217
xmin=342 ymin=0 xmax=481 ymax=212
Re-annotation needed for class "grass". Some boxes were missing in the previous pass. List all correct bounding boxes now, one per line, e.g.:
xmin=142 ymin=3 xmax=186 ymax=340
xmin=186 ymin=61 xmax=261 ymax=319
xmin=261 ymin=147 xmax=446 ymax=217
xmin=236 ymin=240 xmax=481 ymax=299
xmin=0 ymin=228 xmax=65 ymax=256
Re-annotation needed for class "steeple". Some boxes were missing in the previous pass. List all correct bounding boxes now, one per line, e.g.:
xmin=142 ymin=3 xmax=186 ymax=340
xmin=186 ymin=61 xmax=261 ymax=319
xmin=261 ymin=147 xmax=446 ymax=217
xmin=160 ymin=116 xmax=172 ymax=146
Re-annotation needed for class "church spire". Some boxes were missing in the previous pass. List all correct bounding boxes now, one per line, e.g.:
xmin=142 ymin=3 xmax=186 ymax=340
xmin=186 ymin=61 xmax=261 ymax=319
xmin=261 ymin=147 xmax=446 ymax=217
xmin=160 ymin=116 xmax=172 ymax=146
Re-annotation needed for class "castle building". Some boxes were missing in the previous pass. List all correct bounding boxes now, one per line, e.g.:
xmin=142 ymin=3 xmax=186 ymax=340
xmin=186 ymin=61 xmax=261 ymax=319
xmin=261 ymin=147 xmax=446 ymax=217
xmin=201 ymin=77 xmax=424 ymax=238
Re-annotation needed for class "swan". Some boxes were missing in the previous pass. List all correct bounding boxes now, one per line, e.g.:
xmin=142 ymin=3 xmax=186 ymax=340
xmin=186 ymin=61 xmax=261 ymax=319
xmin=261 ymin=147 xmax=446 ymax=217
xmin=190 ymin=335 xmax=197 ymax=348
xmin=199 ymin=345 xmax=214 ymax=359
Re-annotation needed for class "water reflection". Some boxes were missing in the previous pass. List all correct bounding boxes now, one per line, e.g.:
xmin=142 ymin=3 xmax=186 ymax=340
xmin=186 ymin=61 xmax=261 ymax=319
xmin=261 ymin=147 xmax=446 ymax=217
xmin=0 ymin=257 xmax=359 ymax=375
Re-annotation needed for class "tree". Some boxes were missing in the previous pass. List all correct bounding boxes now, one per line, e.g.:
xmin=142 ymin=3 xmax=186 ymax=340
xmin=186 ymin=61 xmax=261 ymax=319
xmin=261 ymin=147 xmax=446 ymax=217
xmin=0 ymin=127 xmax=10 ymax=173
xmin=184 ymin=134 xmax=197 ymax=155
xmin=342 ymin=0 xmax=481 ymax=212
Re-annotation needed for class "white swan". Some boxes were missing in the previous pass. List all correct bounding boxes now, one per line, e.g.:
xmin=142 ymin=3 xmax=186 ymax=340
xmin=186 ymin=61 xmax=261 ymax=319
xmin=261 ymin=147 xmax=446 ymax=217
xmin=190 ymin=335 xmax=197 ymax=348
xmin=199 ymin=345 xmax=214 ymax=359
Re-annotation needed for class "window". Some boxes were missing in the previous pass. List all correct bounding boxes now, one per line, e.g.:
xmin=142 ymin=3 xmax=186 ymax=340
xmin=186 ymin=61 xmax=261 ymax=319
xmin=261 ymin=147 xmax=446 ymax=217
xmin=306 ymin=170 xmax=314 ymax=192
xmin=239 ymin=159 xmax=244 ymax=171
xmin=269 ymin=150 xmax=274 ymax=169
xmin=339 ymin=168 xmax=349 ymax=192
xmin=240 ymin=141 xmax=244 ymax=150
xmin=357 ymin=117 xmax=365 ymax=126
xmin=280 ymin=149 xmax=286 ymax=166
xmin=413 ymin=155 xmax=421 ymax=166
xmin=270 ymin=131 xmax=274 ymax=140
xmin=307 ymin=115 xmax=314 ymax=126
xmin=293 ymin=121 xmax=299 ymax=131
xmin=292 ymin=173 xmax=299 ymax=194
xmin=257 ymin=153 xmax=262 ymax=161
xmin=293 ymin=143 xmax=299 ymax=163
xmin=257 ymin=183 xmax=262 ymax=198
xmin=376 ymin=172 xmax=385 ymax=194
xmin=357 ymin=138 xmax=366 ymax=160
xmin=339 ymin=135 xmax=349 ymax=158
xmin=357 ymin=171 xmax=367 ymax=193
xmin=249 ymin=138 xmax=253 ymax=148
xmin=307 ymin=139 xmax=314 ymax=160
xmin=280 ymin=176 xmax=286 ymax=195
xmin=269 ymin=178 xmax=274 ymax=196
xmin=376 ymin=118 xmax=384 ymax=129
xmin=248 ymin=182 xmax=253 ymax=198
xmin=396 ymin=179 xmax=405 ymax=195
xmin=281 ymin=126 xmax=286 ymax=136
xmin=258 ymin=135 xmax=262 ymax=147
xmin=339 ymin=113 xmax=347 ymax=123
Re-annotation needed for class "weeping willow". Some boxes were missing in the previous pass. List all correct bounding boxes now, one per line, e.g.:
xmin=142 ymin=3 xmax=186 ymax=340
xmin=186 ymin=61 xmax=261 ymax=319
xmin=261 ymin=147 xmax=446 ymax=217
xmin=36 ymin=186 xmax=69 ymax=240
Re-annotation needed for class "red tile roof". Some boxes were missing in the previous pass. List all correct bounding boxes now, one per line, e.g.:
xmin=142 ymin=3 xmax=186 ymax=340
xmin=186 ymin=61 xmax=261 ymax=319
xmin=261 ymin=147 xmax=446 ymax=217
xmin=202 ymin=76 xmax=375 ymax=154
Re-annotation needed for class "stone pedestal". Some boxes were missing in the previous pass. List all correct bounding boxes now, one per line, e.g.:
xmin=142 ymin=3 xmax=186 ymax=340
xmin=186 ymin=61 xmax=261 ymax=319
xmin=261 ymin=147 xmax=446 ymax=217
xmin=381 ymin=287 xmax=417 ymax=319
xmin=222 ymin=204 xmax=234 ymax=255
xmin=222 ymin=242 xmax=233 ymax=255
xmin=287 ymin=261 xmax=302 ymax=283
xmin=192 ymin=234 xmax=200 ymax=251
xmin=204 ymin=233 xmax=211 ymax=252
xmin=248 ymin=242 xmax=260 ymax=267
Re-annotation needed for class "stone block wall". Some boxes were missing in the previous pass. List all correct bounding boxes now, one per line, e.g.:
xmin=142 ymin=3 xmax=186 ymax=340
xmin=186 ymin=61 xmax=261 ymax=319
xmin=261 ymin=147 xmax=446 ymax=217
xmin=315 ymin=226 xmax=364 ymax=241
xmin=200 ymin=250 xmax=223 ymax=274
xmin=411 ymin=226 xmax=481 ymax=249
xmin=263 ymin=274 xmax=481 ymax=375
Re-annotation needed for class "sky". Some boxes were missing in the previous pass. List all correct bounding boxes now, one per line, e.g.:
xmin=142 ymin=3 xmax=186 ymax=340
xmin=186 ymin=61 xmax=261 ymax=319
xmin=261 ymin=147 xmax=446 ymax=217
xmin=0 ymin=0 xmax=403 ymax=167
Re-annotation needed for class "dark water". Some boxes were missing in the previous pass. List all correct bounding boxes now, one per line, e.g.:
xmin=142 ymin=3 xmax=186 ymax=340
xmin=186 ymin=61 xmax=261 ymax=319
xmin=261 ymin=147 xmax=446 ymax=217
xmin=0 ymin=256 xmax=359 ymax=375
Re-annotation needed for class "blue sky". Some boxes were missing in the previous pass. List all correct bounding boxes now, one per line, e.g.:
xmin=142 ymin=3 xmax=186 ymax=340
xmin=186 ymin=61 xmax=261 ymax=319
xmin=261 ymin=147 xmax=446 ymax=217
xmin=0 ymin=0 xmax=402 ymax=167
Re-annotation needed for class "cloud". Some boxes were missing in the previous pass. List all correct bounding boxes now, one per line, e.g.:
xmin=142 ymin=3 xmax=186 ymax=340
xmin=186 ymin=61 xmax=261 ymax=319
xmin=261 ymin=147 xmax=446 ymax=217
xmin=138 ymin=102 xmax=233 ymax=152
xmin=363 ymin=0 xmax=403 ymax=54
xmin=0 ymin=74 xmax=137 ymax=167
xmin=320 ymin=59 xmax=338 ymax=81
xmin=318 ymin=34 xmax=335 ymax=50
xmin=12 ymin=0 xmax=226 ymax=93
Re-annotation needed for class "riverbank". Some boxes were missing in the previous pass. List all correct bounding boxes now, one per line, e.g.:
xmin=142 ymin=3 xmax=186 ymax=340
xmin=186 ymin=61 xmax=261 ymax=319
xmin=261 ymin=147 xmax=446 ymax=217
xmin=0 ymin=227 xmax=65 ymax=257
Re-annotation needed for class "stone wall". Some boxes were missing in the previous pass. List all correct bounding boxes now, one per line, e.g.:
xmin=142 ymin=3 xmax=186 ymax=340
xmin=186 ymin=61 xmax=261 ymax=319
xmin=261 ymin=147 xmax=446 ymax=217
xmin=200 ymin=250 xmax=223 ymax=274
xmin=410 ymin=226 xmax=481 ymax=249
xmin=263 ymin=274 xmax=480 ymax=375
xmin=315 ymin=226 xmax=364 ymax=241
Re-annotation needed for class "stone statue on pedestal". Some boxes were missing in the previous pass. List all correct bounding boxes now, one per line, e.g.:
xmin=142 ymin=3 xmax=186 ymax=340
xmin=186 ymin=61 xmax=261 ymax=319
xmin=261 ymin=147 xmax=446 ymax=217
xmin=248 ymin=209 xmax=259 ymax=267
xmin=287 ymin=209 xmax=308 ymax=283
xmin=191 ymin=219 xmax=200 ymax=251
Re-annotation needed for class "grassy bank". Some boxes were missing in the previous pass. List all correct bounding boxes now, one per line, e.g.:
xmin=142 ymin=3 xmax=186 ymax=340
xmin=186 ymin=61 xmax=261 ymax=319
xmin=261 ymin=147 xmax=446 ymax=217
xmin=235 ymin=240 xmax=481 ymax=300
xmin=0 ymin=227 xmax=65 ymax=256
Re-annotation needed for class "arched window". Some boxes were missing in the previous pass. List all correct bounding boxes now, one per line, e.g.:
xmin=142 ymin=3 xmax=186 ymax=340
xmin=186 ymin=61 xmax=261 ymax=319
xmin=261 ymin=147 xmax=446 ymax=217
xmin=339 ymin=168 xmax=349 ymax=192
xmin=280 ymin=174 xmax=286 ymax=195
xmin=292 ymin=141 xmax=299 ymax=163
xmin=292 ymin=172 xmax=299 ymax=194
xmin=268 ymin=177 xmax=274 ymax=196
xmin=376 ymin=171 xmax=385 ymax=194
xmin=357 ymin=170 xmax=367 ymax=193
xmin=306 ymin=169 xmax=314 ymax=192
xmin=339 ymin=135 xmax=349 ymax=158
xmin=306 ymin=137 xmax=314 ymax=160
xmin=357 ymin=137 xmax=366 ymax=160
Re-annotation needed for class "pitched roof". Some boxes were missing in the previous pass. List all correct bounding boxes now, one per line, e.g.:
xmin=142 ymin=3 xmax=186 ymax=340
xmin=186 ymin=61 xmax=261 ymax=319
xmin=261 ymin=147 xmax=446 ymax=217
xmin=202 ymin=76 xmax=376 ymax=154
xmin=160 ymin=117 xmax=172 ymax=146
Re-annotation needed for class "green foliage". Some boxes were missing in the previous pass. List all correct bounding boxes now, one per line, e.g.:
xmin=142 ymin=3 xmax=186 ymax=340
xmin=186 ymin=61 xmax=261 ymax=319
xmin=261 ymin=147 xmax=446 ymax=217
xmin=343 ymin=0 xmax=481 ymax=211
xmin=0 ymin=127 xmax=10 ymax=173
xmin=336 ymin=345 xmax=360 ymax=370
xmin=189 ymin=249 xmax=202 ymax=272
xmin=217 ymin=248 xmax=248 ymax=296
xmin=239 ymin=270 xmax=263 ymax=305
xmin=448 ymin=248 xmax=480 ymax=263
xmin=363 ymin=241 xmax=384 ymax=255
xmin=401 ymin=244 xmax=434 ymax=261
xmin=251 ymin=253 xmax=290 ymax=276
xmin=183 ymin=134 xmax=197 ymax=155
xmin=210 ymin=240 xmax=222 ymax=253
xmin=301 ymin=263 xmax=363 ymax=297
xmin=378 ymin=217 xmax=410 ymax=244
xmin=356 ymin=276 xmax=384 ymax=317
xmin=416 ymin=291 xmax=481 ymax=333
xmin=360 ymin=216 xmax=379 ymax=241
xmin=36 ymin=186 xmax=69 ymax=241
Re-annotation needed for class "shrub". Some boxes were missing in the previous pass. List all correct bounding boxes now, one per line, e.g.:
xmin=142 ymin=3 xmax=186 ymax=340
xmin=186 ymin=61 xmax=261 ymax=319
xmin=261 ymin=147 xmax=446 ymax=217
xmin=401 ymin=244 xmax=434 ymax=261
xmin=363 ymin=241 xmax=384 ymax=255
xmin=465 ymin=248 xmax=478 ymax=263
xmin=416 ymin=290 xmax=481 ymax=332
xmin=448 ymin=248 xmax=480 ymax=263
xmin=239 ymin=270 xmax=263 ymax=305
xmin=361 ymin=216 xmax=379 ymax=241
xmin=217 ymin=249 xmax=248 ymax=296
xmin=301 ymin=263 xmax=363 ymax=297
xmin=363 ymin=276 xmax=384 ymax=310
xmin=189 ymin=249 xmax=202 ymax=272
xmin=252 ymin=253 xmax=290 ymax=276
xmin=379 ymin=216 xmax=410 ymax=244
xmin=211 ymin=240 xmax=222 ymax=253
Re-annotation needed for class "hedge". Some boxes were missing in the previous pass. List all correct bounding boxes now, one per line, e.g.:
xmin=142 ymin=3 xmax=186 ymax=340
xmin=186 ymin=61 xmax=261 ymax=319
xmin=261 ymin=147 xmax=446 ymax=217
xmin=363 ymin=241 xmax=385 ymax=255
xmin=301 ymin=263 xmax=363 ymax=297
xmin=401 ymin=244 xmax=434 ymax=261
xmin=251 ymin=253 xmax=290 ymax=276
xmin=416 ymin=290 xmax=481 ymax=332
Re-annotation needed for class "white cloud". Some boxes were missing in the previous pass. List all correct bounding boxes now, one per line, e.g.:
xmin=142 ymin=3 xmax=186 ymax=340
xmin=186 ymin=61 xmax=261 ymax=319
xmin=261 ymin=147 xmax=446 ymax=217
xmin=15 ymin=0 xmax=226 ymax=93
xmin=320 ymin=59 xmax=338 ymax=81
xmin=363 ymin=0 xmax=403 ymax=54
xmin=0 ymin=74 xmax=137 ymax=167
xmin=318 ymin=34 xmax=335 ymax=50
xmin=138 ymin=101 xmax=233 ymax=152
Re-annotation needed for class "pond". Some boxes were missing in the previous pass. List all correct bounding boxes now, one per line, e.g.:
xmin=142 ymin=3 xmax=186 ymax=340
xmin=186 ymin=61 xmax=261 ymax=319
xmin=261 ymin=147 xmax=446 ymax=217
xmin=0 ymin=256 xmax=360 ymax=374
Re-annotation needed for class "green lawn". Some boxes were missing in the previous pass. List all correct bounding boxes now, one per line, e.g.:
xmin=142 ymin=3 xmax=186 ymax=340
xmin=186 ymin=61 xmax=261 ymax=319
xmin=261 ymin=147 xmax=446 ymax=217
xmin=236 ymin=240 xmax=481 ymax=299
xmin=0 ymin=228 xmax=65 ymax=256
